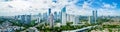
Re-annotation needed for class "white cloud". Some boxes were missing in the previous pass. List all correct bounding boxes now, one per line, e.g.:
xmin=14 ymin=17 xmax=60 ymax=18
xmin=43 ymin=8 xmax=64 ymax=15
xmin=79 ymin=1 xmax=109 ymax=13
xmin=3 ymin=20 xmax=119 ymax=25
xmin=102 ymin=3 xmax=117 ymax=8
xmin=98 ymin=8 xmax=120 ymax=16
xmin=0 ymin=0 xmax=119 ymax=16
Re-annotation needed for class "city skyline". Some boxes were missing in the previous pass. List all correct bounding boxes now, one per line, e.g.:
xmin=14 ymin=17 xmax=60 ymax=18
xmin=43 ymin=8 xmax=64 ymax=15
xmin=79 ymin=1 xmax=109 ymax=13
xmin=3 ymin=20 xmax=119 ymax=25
xmin=0 ymin=0 xmax=120 ymax=16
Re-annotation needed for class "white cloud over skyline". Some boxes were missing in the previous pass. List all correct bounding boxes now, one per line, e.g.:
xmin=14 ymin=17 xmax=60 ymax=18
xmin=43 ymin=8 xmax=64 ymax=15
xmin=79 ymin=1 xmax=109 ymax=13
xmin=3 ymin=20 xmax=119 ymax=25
xmin=0 ymin=0 xmax=120 ymax=16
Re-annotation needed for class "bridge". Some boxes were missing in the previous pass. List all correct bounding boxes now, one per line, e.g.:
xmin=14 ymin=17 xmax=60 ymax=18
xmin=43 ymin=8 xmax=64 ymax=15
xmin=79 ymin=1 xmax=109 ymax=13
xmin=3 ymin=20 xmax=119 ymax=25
xmin=62 ymin=26 xmax=96 ymax=32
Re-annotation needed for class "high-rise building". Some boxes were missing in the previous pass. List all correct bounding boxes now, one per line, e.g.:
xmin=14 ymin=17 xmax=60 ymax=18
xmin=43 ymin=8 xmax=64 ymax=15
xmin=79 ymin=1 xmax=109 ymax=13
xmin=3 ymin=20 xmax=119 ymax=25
xmin=66 ymin=14 xmax=70 ymax=22
xmin=74 ymin=15 xmax=80 ymax=24
xmin=61 ymin=6 xmax=67 ymax=25
xmin=48 ymin=8 xmax=51 ymax=16
xmin=20 ymin=15 xmax=26 ymax=24
xmin=20 ymin=15 xmax=31 ymax=24
xmin=57 ymin=12 xmax=62 ymax=20
xmin=45 ymin=8 xmax=52 ymax=24
xmin=54 ymin=11 xmax=57 ymax=20
xmin=37 ymin=13 xmax=41 ymax=23
xmin=90 ymin=10 xmax=97 ymax=24
xmin=14 ymin=15 xmax=19 ymax=20
xmin=49 ymin=13 xmax=54 ymax=28
xmin=25 ymin=15 xmax=31 ymax=24
xmin=43 ymin=12 xmax=48 ymax=20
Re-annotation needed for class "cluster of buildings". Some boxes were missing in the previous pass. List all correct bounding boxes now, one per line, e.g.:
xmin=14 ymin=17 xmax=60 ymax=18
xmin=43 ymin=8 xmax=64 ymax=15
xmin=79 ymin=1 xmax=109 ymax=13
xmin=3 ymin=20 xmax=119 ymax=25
xmin=14 ymin=6 xmax=98 ymax=28
xmin=0 ymin=21 xmax=24 ymax=32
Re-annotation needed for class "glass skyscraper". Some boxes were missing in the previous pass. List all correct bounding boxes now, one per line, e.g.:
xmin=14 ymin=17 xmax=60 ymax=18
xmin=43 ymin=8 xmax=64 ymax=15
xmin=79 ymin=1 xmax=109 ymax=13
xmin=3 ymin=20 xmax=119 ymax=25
xmin=48 ymin=8 xmax=51 ymax=16
xmin=20 ymin=15 xmax=31 ymax=24
xmin=91 ymin=10 xmax=97 ymax=24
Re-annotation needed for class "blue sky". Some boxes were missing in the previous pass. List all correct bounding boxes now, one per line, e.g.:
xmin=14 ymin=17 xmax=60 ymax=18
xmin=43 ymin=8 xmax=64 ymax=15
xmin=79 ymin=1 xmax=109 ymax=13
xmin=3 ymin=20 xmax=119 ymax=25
xmin=0 ymin=0 xmax=120 ymax=16
xmin=75 ymin=0 xmax=120 ymax=9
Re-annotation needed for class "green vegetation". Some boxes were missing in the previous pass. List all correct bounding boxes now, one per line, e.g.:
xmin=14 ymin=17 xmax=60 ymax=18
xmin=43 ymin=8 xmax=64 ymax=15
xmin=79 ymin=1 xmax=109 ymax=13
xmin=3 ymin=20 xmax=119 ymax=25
xmin=55 ymin=19 xmax=61 ymax=23
xmin=9 ymin=20 xmax=37 ymax=32
xmin=36 ymin=22 xmax=92 ymax=32
xmin=86 ymin=18 xmax=120 ymax=32
xmin=0 ymin=20 xmax=4 ymax=24
xmin=86 ymin=24 xmax=120 ymax=32
xmin=0 ymin=18 xmax=5 ymax=24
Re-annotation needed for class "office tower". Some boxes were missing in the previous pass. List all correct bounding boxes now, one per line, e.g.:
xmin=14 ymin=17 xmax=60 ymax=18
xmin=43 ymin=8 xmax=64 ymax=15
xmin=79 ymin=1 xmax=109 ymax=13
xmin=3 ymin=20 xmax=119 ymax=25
xmin=37 ymin=17 xmax=41 ymax=23
xmin=37 ymin=13 xmax=41 ymax=23
xmin=88 ymin=16 xmax=92 ymax=24
xmin=61 ymin=6 xmax=67 ymax=25
xmin=43 ymin=12 xmax=49 ymax=24
xmin=54 ymin=11 xmax=57 ymax=20
xmin=71 ymin=15 xmax=75 ymax=24
xmin=20 ymin=15 xmax=26 ymax=24
xmin=14 ymin=15 xmax=19 ymax=20
xmin=43 ymin=12 xmax=48 ymax=20
xmin=49 ymin=13 xmax=54 ymax=28
xmin=66 ymin=14 xmax=70 ymax=22
xmin=74 ymin=15 xmax=80 ymax=24
xmin=48 ymin=8 xmax=51 ymax=16
xmin=91 ymin=10 xmax=97 ymax=24
xmin=58 ymin=12 xmax=62 ymax=20
xmin=69 ymin=15 xmax=74 ymax=22
xmin=20 ymin=15 xmax=31 ymax=24
xmin=25 ymin=15 xmax=31 ymax=24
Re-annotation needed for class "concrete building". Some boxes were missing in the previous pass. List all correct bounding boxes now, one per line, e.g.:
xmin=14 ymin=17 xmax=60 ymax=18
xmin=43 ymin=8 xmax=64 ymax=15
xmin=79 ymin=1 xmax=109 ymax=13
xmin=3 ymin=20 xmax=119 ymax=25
xmin=49 ymin=13 xmax=54 ymax=28
xmin=74 ymin=15 xmax=80 ymax=24
xmin=66 ymin=14 xmax=70 ymax=22
xmin=61 ymin=6 xmax=67 ymax=25
xmin=37 ymin=13 xmax=41 ymax=23
xmin=69 ymin=15 xmax=80 ymax=25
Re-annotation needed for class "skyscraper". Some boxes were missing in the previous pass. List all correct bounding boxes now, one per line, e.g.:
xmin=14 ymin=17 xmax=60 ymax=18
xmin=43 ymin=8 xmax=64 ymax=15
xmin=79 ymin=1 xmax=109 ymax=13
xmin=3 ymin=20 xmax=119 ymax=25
xmin=25 ymin=15 xmax=31 ymax=24
xmin=54 ymin=11 xmax=57 ymax=20
xmin=49 ymin=13 xmax=54 ymax=28
xmin=20 ymin=15 xmax=26 ymax=24
xmin=66 ymin=14 xmax=70 ymax=22
xmin=61 ymin=6 xmax=67 ymax=25
xmin=37 ymin=13 xmax=41 ymax=23
xmin=48 ymin=8 xmax=51 ymax=16
xmin=20 ymin=15 xmax=31 ymax=24
xmin=74 ymin=15 xmax=80 ymax=24
xmin=91 ymin=10 xmax=97 ymax=24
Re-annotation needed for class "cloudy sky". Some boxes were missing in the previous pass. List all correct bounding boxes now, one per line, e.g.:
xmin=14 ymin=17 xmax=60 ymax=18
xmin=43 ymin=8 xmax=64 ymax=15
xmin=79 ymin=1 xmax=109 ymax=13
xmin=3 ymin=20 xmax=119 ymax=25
xmin=0 ymin=0 xmax=120 ymax=16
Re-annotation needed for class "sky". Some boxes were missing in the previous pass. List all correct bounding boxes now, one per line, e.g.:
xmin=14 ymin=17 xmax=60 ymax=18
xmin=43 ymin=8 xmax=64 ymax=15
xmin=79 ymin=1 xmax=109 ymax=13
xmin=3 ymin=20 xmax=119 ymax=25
xmin=0 ymin=0 xmax=120 ymax=16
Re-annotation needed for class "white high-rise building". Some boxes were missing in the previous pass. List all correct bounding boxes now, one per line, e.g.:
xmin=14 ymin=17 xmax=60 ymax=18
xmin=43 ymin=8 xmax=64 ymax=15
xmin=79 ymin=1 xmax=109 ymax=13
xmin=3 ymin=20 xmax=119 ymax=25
xmin=37 ymin=17 xmax=41 ymax=23
xmin=62 ymin=12 xmax=67 ymax=25
xmin=66 ymin=14 xmax=70 ymax=22
xmin=74 ymin=15 xmax=80 ymax=24
xmin=69 ymin=15 xmax=80 ymax=25
xmin=61 ymin=6 xmax=67 ymax=25
xmin=69 ymin=15 xmax=75 ymax=22
xmin=49 ymin=13 xmax=54 ymax=28
xmin=37 ymin=13 xmax=41 ymax=23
